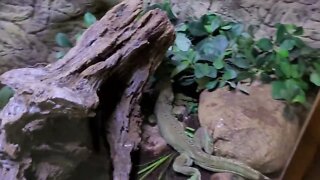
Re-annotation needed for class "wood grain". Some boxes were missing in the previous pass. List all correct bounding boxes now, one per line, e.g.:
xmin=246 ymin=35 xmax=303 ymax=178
xmin=281 ymin=91 xmax=320 ymax=180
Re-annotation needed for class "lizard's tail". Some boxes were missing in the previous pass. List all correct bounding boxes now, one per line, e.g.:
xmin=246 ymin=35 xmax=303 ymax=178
xmin=194 ymin=152 xmax=270 ymax=180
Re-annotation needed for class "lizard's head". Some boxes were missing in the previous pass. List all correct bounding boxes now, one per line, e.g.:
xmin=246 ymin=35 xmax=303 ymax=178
xmin=162 ymin=88 xmax=174 ymax=102
xmin=158 ymin=85 xmax=174 ymax=103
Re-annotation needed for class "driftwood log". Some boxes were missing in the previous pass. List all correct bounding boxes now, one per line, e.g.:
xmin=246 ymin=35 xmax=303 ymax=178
xmin=0 ymin=0 xmax=175 ymax=179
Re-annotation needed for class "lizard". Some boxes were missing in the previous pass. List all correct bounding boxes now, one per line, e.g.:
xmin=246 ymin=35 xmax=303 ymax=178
xmin=153 ymin=81 xmax=270 ymax=180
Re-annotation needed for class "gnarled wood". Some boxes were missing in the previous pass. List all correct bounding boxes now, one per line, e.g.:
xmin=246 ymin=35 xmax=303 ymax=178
xmin=0 ymin=0 xmax=175 ymax=179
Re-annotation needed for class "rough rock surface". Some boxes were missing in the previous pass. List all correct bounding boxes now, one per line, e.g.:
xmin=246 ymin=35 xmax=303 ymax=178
xmin=140 ymin=124 xmax=168 ymax=156
xmin=208 ymin=0 xmax=320 ymax=48
xmin=0 ymin=0 xmax=119 ymax=74
xmin=198 ymin=82 xmax=301 ymax=173
xmin=1 ymin=0 xmax=319 ymax=75
xmin=210 ymin=173 xmax=244 ymax=180
xmin=147 ymin=0 xmax=320 ymax=48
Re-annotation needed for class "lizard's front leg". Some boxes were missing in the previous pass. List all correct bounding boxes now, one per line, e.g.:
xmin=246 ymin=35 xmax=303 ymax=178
xmin=173 ymin=153 xmax=201 ymax=180
xmin=193 ymin=127 xmax=214 ymax=154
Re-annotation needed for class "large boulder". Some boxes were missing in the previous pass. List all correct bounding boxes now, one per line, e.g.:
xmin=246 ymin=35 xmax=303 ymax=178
xmin=198 ymin=82 xmax=301 ymax=173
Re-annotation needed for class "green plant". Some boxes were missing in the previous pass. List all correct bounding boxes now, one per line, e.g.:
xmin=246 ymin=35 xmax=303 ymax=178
xmin=55 ymin=12 xmax=97 ymax=59
xmin=137 ymin=153 xmax=174 ymax=180
xmin=166 ymin=10 xmax=319 ymax=104
xmin=168 ymin=13 xmax=252 ymax=92
xmin=185 ymin=126 xmax=195 ymax=138
xmin=187 ymin=102 xmax=198 ymax=114
xmin=83 ymin=12 xmax=97 ymax=28
xmin=248 ymin=24 xmax=320 ymax=104
xmin=144 ymin=0 xmax=177 ymax=21
xmin=0 ymin=86 xmax=14 ymax=109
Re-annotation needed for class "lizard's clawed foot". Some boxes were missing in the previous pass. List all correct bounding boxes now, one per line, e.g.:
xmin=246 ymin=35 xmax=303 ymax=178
xmin=194 ymin=127 xmax=214 ymax=154
xmin=173 ymin=153 xmax=201 ymax=180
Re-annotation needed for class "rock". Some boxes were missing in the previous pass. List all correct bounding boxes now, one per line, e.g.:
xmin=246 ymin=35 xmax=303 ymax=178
xmin=146 ymin=0 xmax=320 ymax=48
xmin=1 ymin=0 xmax=319 ymax=79
xmin=140 ymin=124 xmax=168 ymax=156
xmin=210 ymin=173 xmax=244 ymax=180
xmin=198 ymin=82 xmax=301 ymax=173
xmin=0 ymin=0 xmax=121 ymax=74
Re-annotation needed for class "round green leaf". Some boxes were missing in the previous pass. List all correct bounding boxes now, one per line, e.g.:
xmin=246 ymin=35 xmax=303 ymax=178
xmin=162 ymin=0 xmax=177 ymax=20
xmin=194 ymin=63 xmax=210 ymax=78
xmin=171 ymin=61 xmax=190 ymax=77
xmin=292 ymin=90 xmax=306 ymax=104
xmin=230 ymin=23 xmax=244 ymax=36
xmin=280 ymin=39 xmax=295 ymax=51
xmin=284 ymin=24 xmax=304 ymax=36
xmin=206 ymin=80 xmax=218 ymax=90
xmin=314 ymin=62 xmax=320 ymax=73
xmin=237 ymin=71 xmax=255 ymax=81
xmin=276 ymin=24 xmax=287 ymax=44
xmin=218 ymin=80 xmax=227 ymax=88
xmin=292 ymin=37 xmax=306 ymax=48
xmin=256 ymin=38 xmax=273 ymax=51
xmin=188 ymin=21 xmax=208 ymax=36
xmin=56 ymin=51 xmax=65 ymax=59
xmin=293 ymin=27 xmax=304 ymax=36
xmin=230 ymin=57 xmax=250 ymax=69
xmin=277 ymin=48 xmax=289 ymax=58
xmin=205 ymin=17 xmax=221 ymax=33
xmin=195 ymin=77 xmax=211 ymax=91
xmin=284 ymin=79 xmax=303 ymax=101
xmin=271 ymin=81 xmax=286 ymax=100
xmin=0 ymin=86 xmax=14 ymax=109
xmin=221 ymin=25 xmax=232 ymax=30
xmin=295 ymin=79 xmax=309 ymax=90
xmin=222 ymin=69 xmax=237 ymax=80
xmin=188 ymin=49 xmax=201 ymax=63
xmin=171 ymin=50 xmax=189 ymax=62
xmin=310 ymin=72 xmax=320 ymax=86
xmin=285 ymin=79 xmax=301 ymax=91
xmin=84 ymin=12 xmax=97 ymax=27
xmin=175 ymin=33 xmax=191 ymax=51
xmin=55 ymin=33 xmax=72 ymax=47
xmin=255 ymin=53 xmax=273 ymax=68
xmin=290 ymin=65 xmax=301 ymax=78
xmin=75 ymin=32 xmax=83 ymax=43
xmin=259 ymin=73 xmax=272 ymax=83
xmin=279 ymin=61 xmax=291 ymax=78
xmin=204 ymin=25 xmax=212 ymax=34
xmin=213 ymin=58 xmax=224 ymax=69
xmin=207 ymin=66 xmax=217 ymax=78
xmin=237 ymin=34 xmax=254 ymax=48
xmin=176 ymin=23 xmax=188 ymax=32
xmin=196 ymin=35 xmax=229 ymax=61
xmin=284 ymin=24 xmax=297 ymax=34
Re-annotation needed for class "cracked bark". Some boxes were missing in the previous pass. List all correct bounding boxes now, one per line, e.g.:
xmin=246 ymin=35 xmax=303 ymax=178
xmin=0 ymin=0 xmax=175 ymax=179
